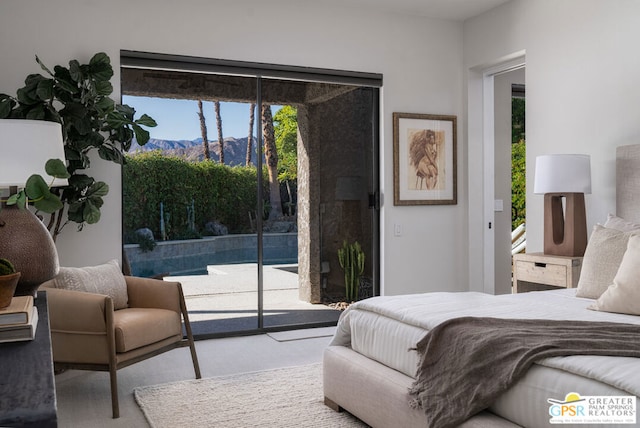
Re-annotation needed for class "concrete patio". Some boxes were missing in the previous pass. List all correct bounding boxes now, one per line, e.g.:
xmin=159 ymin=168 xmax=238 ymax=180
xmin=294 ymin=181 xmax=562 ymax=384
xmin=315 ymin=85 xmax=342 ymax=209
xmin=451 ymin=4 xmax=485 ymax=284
xmin=165 ymin=263 xmax=341 ymax=336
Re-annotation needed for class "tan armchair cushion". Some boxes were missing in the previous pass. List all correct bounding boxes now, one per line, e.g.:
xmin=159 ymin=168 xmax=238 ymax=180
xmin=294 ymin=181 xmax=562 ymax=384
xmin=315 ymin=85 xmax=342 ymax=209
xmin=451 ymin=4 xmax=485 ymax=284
xmin=47 ymin=260 xmax=128 ymax=309
xmin=113 ymin=308 xmax=181 ymax=353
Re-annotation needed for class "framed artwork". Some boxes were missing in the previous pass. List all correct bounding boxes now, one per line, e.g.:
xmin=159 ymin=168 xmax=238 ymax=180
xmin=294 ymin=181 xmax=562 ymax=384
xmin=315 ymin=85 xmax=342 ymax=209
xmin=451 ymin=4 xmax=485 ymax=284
xmin=393 ymin=113 xmax=457 ymax=205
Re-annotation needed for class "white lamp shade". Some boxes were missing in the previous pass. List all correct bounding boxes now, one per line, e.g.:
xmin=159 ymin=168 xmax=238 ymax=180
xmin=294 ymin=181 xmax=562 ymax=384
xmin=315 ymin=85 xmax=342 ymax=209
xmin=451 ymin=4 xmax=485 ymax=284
xmin=534 ymin=154 xmax=591 ymax=194
xmin=0 ymin=119 xmax=68 ymax=188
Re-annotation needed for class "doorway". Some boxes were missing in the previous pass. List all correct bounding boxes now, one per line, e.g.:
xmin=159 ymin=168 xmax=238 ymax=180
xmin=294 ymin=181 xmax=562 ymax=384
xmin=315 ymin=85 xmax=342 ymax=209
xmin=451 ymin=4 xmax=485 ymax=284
xmin=494 ymin=68 xmax=525 ymax=294
xmin=467 ymin=51 xmax=525 ymax=294
xmin=119 ymin=51 xmax=381 ymax=337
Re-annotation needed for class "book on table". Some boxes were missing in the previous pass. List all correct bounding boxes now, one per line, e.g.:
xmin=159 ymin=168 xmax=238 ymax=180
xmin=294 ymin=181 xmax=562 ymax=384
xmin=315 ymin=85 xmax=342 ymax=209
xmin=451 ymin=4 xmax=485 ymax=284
xmin=0 ymin=295 xmax=33 ymax=325
xmin=0 ymin=306 xmax=38 ymax=343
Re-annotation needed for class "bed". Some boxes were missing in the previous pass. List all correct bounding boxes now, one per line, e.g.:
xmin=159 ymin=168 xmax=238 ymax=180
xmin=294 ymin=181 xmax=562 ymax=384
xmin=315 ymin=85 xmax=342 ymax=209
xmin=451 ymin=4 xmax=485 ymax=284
xmin=323 ymin=145 xmax=640 ymax=428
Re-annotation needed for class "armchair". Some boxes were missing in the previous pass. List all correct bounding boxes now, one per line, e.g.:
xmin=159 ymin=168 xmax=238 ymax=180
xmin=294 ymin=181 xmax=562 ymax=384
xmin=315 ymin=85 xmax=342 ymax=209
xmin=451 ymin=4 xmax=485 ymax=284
xmin=42 ymin=275 xmax=201 ymax=418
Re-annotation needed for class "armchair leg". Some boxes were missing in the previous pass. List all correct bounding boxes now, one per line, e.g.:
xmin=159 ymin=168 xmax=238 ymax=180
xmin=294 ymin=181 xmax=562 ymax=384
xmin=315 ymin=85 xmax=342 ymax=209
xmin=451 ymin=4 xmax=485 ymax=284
xmin=179 ymin=284 xmax=201 ymax=379
xmin=183 ymin=311 xmax=201 ymax=379
xmin=187 ymin=329 xmax=201 ymax=379
xmin=109 ymin=364 xmax=119 ymax=418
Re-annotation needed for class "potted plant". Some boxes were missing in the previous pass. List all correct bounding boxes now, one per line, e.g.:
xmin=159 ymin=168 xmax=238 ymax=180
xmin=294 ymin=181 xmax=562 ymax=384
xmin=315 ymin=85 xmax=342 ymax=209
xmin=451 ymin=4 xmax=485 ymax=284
xmin=2 ymin=158 xmax=69 ymax=213
xmin=0 ymin=158 xmax=72 ymax=296
xmin=338 ymin=240 xmax=365 ymax=302
xmin=0 ymin=52 xmax=156 ymax=241
xmin=0 ymin=258 xmax=21 ymax=309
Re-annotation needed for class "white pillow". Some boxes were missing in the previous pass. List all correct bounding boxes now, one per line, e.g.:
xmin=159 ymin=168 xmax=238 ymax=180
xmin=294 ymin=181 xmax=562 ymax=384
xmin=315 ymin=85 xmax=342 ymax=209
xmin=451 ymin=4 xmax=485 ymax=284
xmin=590 ymin=234 xmax=640 ymax=315
xmin=575 ymin=225 xmax=632 ymax=299
xmin=604 ymin=213 xmax=640 ymax=232
xmin=49 ymin=260 xmax=128 ymax=309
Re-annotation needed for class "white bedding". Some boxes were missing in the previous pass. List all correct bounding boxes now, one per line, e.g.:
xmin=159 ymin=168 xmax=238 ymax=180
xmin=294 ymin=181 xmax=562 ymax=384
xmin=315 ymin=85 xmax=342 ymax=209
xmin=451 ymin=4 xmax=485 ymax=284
xmin=330 ymin=288 xmax=640 ymax=397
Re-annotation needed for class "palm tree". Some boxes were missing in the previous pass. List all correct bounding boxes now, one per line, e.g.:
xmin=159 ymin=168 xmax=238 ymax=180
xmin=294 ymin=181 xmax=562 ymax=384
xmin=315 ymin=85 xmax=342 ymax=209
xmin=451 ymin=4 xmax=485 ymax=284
xmin=246 ymin=103 xmax=255 ymax=166
xmin=261 ymin=104 xmax=283 ymax=220
xmin=197 ymin=100 xmax=211 ymax=160
xmin=214 ymin=101 xmax=224 ymax=164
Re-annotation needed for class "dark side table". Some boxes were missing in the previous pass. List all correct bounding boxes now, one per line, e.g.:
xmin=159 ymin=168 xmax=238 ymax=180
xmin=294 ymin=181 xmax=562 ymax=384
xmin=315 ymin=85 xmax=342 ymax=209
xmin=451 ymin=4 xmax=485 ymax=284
xmin=0 ymin=293 xmax=57 ymax=427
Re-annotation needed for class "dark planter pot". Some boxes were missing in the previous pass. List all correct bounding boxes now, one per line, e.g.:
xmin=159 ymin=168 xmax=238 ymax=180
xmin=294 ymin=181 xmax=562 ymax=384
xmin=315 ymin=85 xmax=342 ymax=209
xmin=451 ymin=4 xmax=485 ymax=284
xmin=358 ymin=276 xmax=373 ymax=300
xmin=0 ymin=206 xmax=59 ymax=296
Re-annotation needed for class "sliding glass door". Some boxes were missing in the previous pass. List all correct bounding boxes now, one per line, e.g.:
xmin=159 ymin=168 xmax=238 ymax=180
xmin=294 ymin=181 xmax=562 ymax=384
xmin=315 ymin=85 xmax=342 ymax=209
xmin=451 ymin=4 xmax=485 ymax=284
xmin=120 ymin=51 xmax=380 ymax=337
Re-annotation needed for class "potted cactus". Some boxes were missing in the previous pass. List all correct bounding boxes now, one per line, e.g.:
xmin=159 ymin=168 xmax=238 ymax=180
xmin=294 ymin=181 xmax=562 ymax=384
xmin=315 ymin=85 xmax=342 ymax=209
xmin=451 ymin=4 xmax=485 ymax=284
xmin=0 ymin=258 xmax=21 ymax=309
xmin=338 ymin=240 xmax=365 ymax=302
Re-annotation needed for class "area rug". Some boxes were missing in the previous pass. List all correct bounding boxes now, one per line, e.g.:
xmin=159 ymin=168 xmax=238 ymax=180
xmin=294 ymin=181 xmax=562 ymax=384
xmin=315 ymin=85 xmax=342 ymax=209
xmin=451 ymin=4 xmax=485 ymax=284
xmin=134 ymin=363 xmax=367 ymax=427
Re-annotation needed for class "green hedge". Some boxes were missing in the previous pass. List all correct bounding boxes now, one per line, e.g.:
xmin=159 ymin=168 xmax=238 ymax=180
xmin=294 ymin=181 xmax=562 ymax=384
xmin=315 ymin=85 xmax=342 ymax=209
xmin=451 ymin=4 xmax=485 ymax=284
xmin=511 ymin=139 xmax=526 ymax=230
xmin=123 ymin=151 xmax=264 ymax=241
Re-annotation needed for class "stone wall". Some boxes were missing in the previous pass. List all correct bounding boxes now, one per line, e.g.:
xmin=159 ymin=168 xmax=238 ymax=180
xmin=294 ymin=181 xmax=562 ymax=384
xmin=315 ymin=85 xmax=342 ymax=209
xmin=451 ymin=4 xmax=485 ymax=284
xmin=315 ymin=89 xmax=375 ymax=297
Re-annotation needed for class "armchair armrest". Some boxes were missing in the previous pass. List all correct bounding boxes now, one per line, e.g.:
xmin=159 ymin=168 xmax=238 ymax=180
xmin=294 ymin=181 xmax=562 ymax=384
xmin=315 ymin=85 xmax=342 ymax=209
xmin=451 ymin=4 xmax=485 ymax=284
xmin=125 ymin=276 xmax=182 ymax=314
xmin=43 ymin=288 xmax=112 ymax=334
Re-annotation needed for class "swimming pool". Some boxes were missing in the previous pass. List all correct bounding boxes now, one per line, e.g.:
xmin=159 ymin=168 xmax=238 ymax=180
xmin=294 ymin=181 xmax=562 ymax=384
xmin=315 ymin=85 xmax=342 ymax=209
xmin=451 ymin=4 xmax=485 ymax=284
xmin=124 ymin=232 xmax=298 ymax=277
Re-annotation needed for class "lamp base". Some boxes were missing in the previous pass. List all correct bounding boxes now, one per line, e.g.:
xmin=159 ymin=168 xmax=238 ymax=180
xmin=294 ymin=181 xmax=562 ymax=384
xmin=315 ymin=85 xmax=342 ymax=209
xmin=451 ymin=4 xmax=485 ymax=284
xmin=0 ymin=205 xmax=59 ymax=296
xmin=543 ymin=192 xmax=588 ymax=257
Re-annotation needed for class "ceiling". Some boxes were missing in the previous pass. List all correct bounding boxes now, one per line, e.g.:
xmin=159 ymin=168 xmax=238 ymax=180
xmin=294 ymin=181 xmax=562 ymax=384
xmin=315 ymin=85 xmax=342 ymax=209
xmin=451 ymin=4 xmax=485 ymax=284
xmin=314 ymin=0 xmax=511 ymax=21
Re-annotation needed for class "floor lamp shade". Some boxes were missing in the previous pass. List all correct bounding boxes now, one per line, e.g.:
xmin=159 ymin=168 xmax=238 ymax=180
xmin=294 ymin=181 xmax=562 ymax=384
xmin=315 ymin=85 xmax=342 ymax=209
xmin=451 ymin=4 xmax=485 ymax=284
xmin=0 ymin=119 xmax=67 ymax=296
xmin=534 ymin=154 xmax=591 ymax=257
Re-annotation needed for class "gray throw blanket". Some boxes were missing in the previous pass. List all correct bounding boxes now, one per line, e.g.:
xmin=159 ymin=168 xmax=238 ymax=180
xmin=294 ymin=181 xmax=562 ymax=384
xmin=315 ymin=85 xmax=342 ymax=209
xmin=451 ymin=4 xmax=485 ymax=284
xmin=408 ymin=317 xmax=640 ymax=428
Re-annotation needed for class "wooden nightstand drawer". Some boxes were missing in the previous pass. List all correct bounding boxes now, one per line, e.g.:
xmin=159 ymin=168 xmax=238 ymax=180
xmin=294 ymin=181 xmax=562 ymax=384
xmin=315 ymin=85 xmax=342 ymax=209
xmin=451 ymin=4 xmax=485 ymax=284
xmin=512 ymin=252 xmax=583 ymax=293
xmin=515 ymin=261 xmax=567 ymax=287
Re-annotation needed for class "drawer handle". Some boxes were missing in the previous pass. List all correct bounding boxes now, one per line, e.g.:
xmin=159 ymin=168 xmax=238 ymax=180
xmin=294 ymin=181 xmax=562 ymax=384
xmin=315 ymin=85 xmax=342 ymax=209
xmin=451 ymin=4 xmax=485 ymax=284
xmin=534 ymin=262 xmax=547 ymax=268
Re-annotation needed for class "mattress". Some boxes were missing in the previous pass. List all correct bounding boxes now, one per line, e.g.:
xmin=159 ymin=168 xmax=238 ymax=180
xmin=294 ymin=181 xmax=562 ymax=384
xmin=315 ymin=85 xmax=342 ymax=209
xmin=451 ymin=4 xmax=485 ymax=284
xmin=329 ymin=289 xmax=640 ymax=427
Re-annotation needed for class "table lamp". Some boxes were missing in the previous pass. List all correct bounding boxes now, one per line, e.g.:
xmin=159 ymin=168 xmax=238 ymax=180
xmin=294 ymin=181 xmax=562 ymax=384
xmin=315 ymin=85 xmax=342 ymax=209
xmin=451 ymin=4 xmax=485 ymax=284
xmin=534 ymin=154 xmax=591 ymax=257
xmin=0 ymin=119 xmax=68 ymax=296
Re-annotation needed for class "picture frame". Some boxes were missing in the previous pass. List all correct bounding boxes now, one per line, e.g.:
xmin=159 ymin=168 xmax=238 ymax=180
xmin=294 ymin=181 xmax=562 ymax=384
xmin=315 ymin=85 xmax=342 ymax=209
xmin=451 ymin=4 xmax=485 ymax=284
xmin=393 ymin=112 xmax=457 ymax=205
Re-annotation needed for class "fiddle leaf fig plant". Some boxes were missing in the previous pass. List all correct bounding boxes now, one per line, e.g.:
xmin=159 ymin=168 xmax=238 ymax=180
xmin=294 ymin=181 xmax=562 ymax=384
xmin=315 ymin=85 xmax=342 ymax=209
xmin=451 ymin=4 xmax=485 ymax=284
xmin=0 ymin=52 xmax=156 ymax=240
xmin=1 ymin=159 xmax=69 ymax=214
xmin=4 ymin=158 xmax=70 ymax=214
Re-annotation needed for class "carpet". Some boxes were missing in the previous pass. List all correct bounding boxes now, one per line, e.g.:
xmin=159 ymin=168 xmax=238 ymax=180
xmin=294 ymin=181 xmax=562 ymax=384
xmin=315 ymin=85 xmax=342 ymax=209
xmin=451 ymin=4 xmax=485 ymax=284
xmin=134 ymin=363 xmax=367 ymax=427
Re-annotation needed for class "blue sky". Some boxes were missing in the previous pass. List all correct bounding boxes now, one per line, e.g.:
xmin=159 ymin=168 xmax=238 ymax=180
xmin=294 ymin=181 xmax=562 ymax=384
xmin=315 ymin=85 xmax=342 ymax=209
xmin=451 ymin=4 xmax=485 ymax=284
xmin=122 ymin=96 xmax=260 ymax=141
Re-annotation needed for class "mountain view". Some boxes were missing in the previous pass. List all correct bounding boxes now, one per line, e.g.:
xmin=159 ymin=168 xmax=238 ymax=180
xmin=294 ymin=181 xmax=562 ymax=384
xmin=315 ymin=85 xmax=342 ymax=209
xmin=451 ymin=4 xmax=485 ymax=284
xmin=128 ymin=136 xmax=261 ymax=166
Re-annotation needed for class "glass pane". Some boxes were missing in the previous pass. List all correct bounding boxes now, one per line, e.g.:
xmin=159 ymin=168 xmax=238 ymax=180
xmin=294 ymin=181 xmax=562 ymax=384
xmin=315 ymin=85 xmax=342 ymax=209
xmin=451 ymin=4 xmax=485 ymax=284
xmin=121 ymin=70 xmax=260 ymax=336
xmin=317 ymin=86 xmax=377 ymax=306
xmin=260 ymin=79 xmax=377 ymax=328
xmin=121 ymin=65 xmax=379 ymax=336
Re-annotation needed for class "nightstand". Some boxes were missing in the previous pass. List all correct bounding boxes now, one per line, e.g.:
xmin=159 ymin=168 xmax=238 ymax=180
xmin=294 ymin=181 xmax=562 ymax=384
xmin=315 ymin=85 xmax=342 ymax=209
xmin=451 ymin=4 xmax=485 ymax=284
xmin=512 ymin=252 xmax=583 ymax=293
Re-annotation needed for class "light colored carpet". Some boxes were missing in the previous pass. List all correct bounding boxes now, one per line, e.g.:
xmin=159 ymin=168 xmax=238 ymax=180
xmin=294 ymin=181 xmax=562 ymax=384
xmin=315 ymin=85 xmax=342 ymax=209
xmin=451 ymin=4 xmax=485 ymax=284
xmin=267 ymin=326 xmax=336 ymax=342
xmin=134 ymin=363 xmax=367 ymax=427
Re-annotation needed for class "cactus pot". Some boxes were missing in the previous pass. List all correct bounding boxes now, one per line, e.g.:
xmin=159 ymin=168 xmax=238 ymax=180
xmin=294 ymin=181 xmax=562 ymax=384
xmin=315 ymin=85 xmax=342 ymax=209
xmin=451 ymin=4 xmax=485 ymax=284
xmin=0 ymin=272 xmax=21 ymax=309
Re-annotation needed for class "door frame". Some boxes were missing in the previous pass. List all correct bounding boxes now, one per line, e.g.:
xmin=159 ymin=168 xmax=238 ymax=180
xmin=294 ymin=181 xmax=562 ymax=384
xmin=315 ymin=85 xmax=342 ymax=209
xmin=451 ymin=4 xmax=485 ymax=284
xmin=467 ymin=51 xmax=525 ymax=294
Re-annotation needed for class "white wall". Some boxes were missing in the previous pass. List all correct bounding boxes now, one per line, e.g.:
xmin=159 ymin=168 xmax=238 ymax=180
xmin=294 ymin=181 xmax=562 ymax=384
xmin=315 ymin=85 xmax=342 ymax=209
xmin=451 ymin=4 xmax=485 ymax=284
xmin=0 ymin=0 xmax=467 ymax=295
xmin=464 ymin=0 xmax=640 ymax=283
